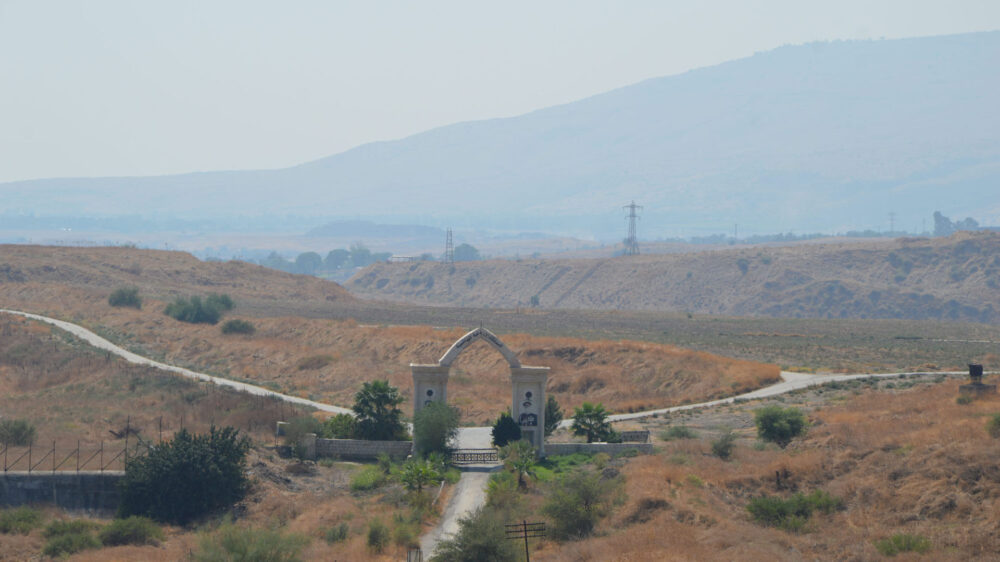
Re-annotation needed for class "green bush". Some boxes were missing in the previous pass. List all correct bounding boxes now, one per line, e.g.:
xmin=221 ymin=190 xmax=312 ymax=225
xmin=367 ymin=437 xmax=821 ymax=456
xmin=432 ymin=507 xmax=519 ymax=561
xmin=43 ymin=531 xmax=101 ymax=557
xmin=746 ymin=490 xmax=842 ymax=532
xmin=987 ymin=414 xmax=1000 ymax=438
xmin=660 ymin=425 xmax=697 ymax=441
xmin=874 ymin=533 xmax=931 ymax=556
xmin=220 ymin=319 xmax=255 ymax=335
xmin=413 ymin=401 xmax=460 ymax=457
xmin=711 ymin=431 xmax=737 ymax=460
xmin=491 ymin=411 xmax=522 ymax=447
xmin=194 ymin=522 xmax=309 ymax=562
xmin=957 ymin=394 xmax=974 ymax=405
xmin=324 ymin=522 xmax=349 ymax=544
xmin=350 ymin=465 xmax=388 ymax=492
xmin=205 ymin=293 xmax=235 ymax=312
xmin=43 ymin=519 xmax=100 ymax=538
xmin=322 ymin=413 xmax=357 ymax=439
xmin=0 ymin=506 xmax=43 ymax=534
xmin=753 ymin=406 xmax=808 ymax=448
xmin=164 ymin=293 xmax=234 ymax=325
xmin=118 ymin=427 xmax=251 ymax=525
xmin=542 ymin=469 xmax=624 ymax=540
xmin=366 ymin=519 xmax=390 ymax=553
xmin=109 ymin=287 xmax=142 ymax=309
xmin=282 ymin=416 xmax=324 ymax=454
xmin=99 ymin=516 xmax=163 ymax=546
xmin=0 ymin=419 xmax=37 ymax=446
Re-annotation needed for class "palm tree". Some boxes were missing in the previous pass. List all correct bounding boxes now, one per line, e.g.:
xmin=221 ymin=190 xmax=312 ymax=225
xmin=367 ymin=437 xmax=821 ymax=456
xmin=501 ymin=440 xmax=537 ymax=488
xmin=571 ymin=402 xmax=614 ymax=443
xmin=352 ymin=380 xmax=405 ymax=440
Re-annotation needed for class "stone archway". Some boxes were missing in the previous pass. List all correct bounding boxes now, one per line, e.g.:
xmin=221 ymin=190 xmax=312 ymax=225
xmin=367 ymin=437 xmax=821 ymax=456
xmin=410 ymin=327 xmax=549 ymax=453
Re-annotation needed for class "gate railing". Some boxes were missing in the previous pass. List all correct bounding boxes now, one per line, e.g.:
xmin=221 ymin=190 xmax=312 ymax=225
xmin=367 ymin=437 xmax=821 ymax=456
xmin=450 ymin=448 xmax=499 ymax=465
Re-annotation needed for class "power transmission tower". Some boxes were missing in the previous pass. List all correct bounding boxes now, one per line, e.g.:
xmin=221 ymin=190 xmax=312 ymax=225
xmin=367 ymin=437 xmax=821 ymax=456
xmin=623 ymin=201 xmax=642 ymax=256
xmin=444 ymin=228 xmax=454 ymax=263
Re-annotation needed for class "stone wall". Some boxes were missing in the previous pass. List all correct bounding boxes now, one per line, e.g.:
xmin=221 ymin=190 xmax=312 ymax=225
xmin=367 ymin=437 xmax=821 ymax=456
xmin=544 ymin=443 xmax=653 ymax=457
xmin=0 ymin=472 xmax=122 ymax=514
xmin=313 ymin=438 xmax=413 ymax=461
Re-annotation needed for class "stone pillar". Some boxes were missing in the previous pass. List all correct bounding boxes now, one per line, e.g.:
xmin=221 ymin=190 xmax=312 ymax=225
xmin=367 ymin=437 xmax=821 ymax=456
xmin=302 ymin=433 xmax=317 ymax=460
xmin=411 ymin=364 xmax=450 ymax=415
xmin=510 ymin=366 xmax=550 ymax=455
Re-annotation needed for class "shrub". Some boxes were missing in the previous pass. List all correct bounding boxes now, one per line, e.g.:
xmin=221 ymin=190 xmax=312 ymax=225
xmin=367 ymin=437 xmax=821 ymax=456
xmin=746 ymin=490 xmax=842 ymax=532
xmin=205 ymin=293 xmax=235 ymax=312
xmin=282 ymin=416 xmax=324 ymax=455
xmin=43 ymin=531 xmax=102 ymax=557
xmin=413 ymin=401 xmax=460 ymax=457
xmin=350 ymin=465 xmax=388 ymax=492
xmin=323 ymin=413 xmax=357 ymax=439
xmin=957 ymin=394 xmax=974 ymax=405
xmin=118 ymin=427 xmax=251 ymax=525
xmin=324 ymin=522 xmax=349 ymax=544
xmin=108 ymin=287 xmax=142 ymax=309
xmin=711 ymin=431 xmax=737 ymax=460
xmin=0 ymin=419 xmax=36 ymax=446
xmin=164 ymin=296 xmax=222 ymax=324
xmin=367 ymin=519 xmax=390 ymax=553
xmin=660 ymin=425 xmax=697 ymax=441
xmin=194 ymin=522 xmax=309 ymax=562
xmin=542 ymin=469 xmax=624 ymax=540
xmin=571 ymin=402 xmax=615 ymax=443
xmin=99 ymin=516 xmax=163 ymax=546
xmin=875 ymin=533 xmax=931 ymax=556
xmin=43 ymin=519 xmax=100 ymax=538
xmin=296 ymin=355 xmax=333 ymax=370
xmin=987 ymin=414 xmax=1000 ymax=438
xmin=754 ymin=406 xmax=808 ymax=448
xmin=220 ymin=319 xmax=255 ymax=335
xmin=491 ymin=411 xmax=521 ymax=447
xmin=0 ymin=506 xmax=43 ymax=534
xmin=433 ymin=507 xmax=519 ymax=561
xmin=399 ymin=458 xmax=443 ymax=492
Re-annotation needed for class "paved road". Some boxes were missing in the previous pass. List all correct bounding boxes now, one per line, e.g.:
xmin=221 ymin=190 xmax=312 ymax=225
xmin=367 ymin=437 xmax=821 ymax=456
xmin=0 ymin=309 xmax=353 ymax=415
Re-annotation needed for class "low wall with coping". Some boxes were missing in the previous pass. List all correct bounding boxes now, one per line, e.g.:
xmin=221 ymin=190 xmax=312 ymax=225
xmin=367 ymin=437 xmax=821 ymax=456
xmin=0 ymin=472 xmax=122 ymax=513
xmin=545 ymin=443 xmax=654 ymax=457
xmin=313 ymin=437 xmax=413 ymax=461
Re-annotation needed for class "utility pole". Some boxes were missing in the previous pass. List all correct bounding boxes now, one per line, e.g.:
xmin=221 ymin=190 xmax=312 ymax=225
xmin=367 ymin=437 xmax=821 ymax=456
xmin=444 ymin=228 xmax=454 ymax=264
xmin=623 ymin=201 xmax=642 ymax=256
xmin=889 ymin=212 xmax=896 ymax=234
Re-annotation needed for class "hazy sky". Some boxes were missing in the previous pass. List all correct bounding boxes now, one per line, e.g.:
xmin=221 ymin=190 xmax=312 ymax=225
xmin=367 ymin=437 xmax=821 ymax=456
xmin=1 ymin=0 xmax=998 ymax=183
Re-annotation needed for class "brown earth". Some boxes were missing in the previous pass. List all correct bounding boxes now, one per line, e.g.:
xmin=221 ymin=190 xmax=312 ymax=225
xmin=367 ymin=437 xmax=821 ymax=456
xmin=349 ymin=231 xmax=1000 ymax=323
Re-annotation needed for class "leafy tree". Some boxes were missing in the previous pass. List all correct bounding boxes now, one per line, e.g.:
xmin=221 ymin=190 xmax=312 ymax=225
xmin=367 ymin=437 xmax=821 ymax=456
xmin=754 ymin=406 xmax=808 ymax=448
xmin=432 ymin=507 xmax=519 ymax=561
xmin=295 ymin=251 xmax=323 ymax=275
xmin=542 ymin=469 xmax=624 ymax=540
xmin=108 ymin=287 xmax=142 ymax=309
xmin=260 ymin=251 xmax=294 ymax=272
xmin=491 ymin=411 xmax=521 ymax=447
xmin=118 ymin=427 xmax=251 ymax=525
xmin=349 ymin=243 xmax=373 ymax=267
xmin=500 ymin=440 xmax=536 ymax=489
xmin=544 ymin=395 xmax=563 ymax=437
xmin=453 ymin=243 xmax=480 ymax=262
xmin=571 ymin=402 xmax=615 ymax=443
xmin=324 ymin=248 xmax=350 ymax=270
xmin=352 ymin=380 xmax=406 ymax=441
xmin=413 ymin=401 xmax=460 ymax=457
xmin=323 ymin=413 xmax=357 ymax=439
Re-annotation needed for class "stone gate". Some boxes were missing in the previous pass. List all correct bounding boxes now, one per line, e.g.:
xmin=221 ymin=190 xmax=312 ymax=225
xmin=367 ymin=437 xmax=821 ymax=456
xmin=410 ymin=327 xmax=549 ymax=453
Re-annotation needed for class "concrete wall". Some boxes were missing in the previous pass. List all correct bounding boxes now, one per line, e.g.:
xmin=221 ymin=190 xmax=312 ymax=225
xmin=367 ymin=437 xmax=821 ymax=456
xmin=314 ymin=438 xmax=413 ymax=461
xmin=0 ymin=472 xmax=122 ymax=514
xmin=545 ymin=443 xmax=653 ymax=457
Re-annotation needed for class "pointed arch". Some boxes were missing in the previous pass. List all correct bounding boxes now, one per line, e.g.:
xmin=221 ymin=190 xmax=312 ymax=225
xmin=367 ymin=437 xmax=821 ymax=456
xmin=438 ymin=327 xmax=521 ymax=368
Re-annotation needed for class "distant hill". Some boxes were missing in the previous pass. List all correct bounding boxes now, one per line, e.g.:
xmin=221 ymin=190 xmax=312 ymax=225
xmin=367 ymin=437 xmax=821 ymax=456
xmin=3 ymin=31 xmax=999 ymax=235
xmin=348 ymin=232 xmax=1000 ymax=324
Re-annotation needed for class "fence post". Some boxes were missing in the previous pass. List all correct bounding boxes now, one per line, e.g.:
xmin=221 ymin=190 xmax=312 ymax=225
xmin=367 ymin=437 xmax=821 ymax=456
xmin=28 ymin=443 xmax=32 ymax=474
xmin=100 ymin=441 xmax=103 ymax=474
xmin=76 ymin=440 xmax=80 ymax=473
xmin=52 ymin=440 xmax=56 ymax=473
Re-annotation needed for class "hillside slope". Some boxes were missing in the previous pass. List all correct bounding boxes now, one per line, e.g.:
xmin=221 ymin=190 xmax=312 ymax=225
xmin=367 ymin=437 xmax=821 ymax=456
xmin=349 ymin=232 xmax=1000 ymax=323
xmin=2 ymin=32 xmax=998 ymax=234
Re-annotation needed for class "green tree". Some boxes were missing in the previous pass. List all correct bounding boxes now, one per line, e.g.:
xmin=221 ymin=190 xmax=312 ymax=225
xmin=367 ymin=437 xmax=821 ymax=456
xmin=118 ymin=427 xmax=251 ymax=525
xmin=323 ymin=413 xmax=357 ymax=439
xmin=491 ymin=411 xmax=521 ymax=447
xmin=295 ymin=251 xmax=323 ymax=275
xmin=544 ymin=395 xmax=563 ymax=437
xmin=542 ymin=469 xmax=624 ymax=540
xmin=324 ymin=248 xmax=351 ymax=270
xmin=453 ymin=243 xmax=480 ymax=262
xmin=432 ymin=507 xmax=519 ymax=562
xmin=754 ymin=406 xmax=808 ymax=448
xmin=500 ymin=440 xmax=536 ymax=489
xmin=260 ymin=251 xmax=294 ymax=272
xmin=350 ymin=243 xmax=373 ymax=267
xmin=352 ymin=380 xmax=406 ymax=441
xmin=413 ymin=401 xmax=460 ymax=457
xmin=571 ymin=402 xmax=615 ymax=443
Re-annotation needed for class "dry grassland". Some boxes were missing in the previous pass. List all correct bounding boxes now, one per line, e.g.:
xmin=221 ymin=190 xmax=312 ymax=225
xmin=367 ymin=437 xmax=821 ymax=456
xmin=538 ymin=377 xmax=1000 ymax=560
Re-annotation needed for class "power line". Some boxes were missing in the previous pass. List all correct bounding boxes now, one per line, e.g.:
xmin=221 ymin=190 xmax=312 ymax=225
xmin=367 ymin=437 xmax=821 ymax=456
xmin=623 ymin=201 xmax=642 ymax=256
